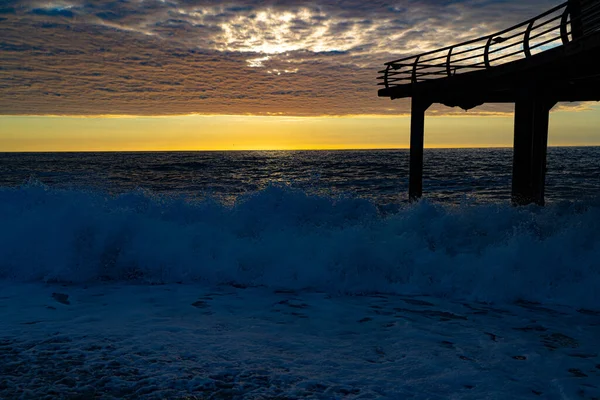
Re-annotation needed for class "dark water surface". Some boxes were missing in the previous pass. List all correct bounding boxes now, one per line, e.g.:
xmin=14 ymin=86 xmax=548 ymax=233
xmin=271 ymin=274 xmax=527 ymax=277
xmin=1 ymin=147 xmax=599 ymax=204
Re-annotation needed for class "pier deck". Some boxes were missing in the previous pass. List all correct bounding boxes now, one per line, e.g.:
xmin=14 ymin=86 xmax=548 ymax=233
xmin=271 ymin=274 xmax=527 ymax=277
xmin=378 ymin=0 xmax=600 ymax=205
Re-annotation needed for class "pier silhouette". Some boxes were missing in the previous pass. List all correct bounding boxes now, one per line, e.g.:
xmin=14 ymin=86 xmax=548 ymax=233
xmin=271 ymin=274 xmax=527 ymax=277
xmin=378 ymin=0 xmax=600 ymax=205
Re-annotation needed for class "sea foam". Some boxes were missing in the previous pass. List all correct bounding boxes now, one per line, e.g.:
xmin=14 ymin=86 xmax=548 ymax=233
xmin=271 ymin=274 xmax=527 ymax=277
xmin=1 ymin=182 xmax=599 ymax=308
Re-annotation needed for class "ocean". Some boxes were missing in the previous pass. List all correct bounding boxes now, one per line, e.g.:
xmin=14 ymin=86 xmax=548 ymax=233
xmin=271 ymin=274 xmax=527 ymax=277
xmin=1 ymin=147 xmax=600 ymax=399
xmin=1 ymin=147 xmax=600 ymax=301
xmin=2 ymin=147 xmax=599 ymax=205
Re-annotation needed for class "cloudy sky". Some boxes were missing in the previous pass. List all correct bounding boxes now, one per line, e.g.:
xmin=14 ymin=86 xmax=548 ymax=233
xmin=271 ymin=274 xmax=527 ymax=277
xmin=1 ymin=0 xmax=599 ymax=150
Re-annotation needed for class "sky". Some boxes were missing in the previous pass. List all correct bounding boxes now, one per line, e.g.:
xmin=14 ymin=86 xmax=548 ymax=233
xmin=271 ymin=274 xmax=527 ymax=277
xmin=1 ymin=0 xmax=599 ymax=151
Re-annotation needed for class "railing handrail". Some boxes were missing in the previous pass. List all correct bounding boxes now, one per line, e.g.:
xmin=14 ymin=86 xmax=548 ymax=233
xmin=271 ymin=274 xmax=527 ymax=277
xmin=378 ymin=0 xmax=600 ymax=90
xmin=384 ymin=2 xmax=568 ymax=66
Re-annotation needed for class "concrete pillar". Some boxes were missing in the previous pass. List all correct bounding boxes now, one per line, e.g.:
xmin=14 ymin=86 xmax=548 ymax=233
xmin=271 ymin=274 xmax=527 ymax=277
xmin=512 ymin=90 xmax=556 ymax=205
xmin=409 ymin=98 xmax=431 ymax=202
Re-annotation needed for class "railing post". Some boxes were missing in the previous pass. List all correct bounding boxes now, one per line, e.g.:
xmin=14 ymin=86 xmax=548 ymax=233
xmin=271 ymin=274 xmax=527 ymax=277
xmin=446 ymin=47 xmax=453 ymax=77
xmin=560 ymin=3 xmax=572 ymax=44
xmin=570 ymin=0 xmax=584 ymax=39
xmin=411 ymin=55 xmax=421 ymax=83
xmin=523 ymin=20 xmax=535 ymax=58
xmin=384 ymin=64 xmax=391 ymax=89
xmin=484 ymin=36 xmax=493 ymax=68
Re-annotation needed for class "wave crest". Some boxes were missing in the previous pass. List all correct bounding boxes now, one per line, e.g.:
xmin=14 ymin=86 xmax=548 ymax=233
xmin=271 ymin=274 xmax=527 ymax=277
xmin=1 ymin=183 xmax=599 ymax=308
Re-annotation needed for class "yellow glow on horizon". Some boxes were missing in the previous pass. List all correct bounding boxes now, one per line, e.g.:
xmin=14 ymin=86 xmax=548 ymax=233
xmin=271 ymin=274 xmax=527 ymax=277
xmin=1 ymin=106 xmax=599 ymax=152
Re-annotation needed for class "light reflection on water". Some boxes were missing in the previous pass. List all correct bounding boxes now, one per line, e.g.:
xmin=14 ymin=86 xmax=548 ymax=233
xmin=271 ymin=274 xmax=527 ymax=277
xmin=0 ymin=147 xmax=599 ymax=205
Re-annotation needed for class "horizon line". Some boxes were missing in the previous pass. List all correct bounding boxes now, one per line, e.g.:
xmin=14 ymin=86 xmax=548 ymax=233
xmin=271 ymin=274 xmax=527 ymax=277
xmin=2 ymin=145 xmax=599 ymax=153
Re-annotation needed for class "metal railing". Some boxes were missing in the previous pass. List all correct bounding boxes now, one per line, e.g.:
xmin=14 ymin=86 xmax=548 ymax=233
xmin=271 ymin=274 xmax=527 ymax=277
xmin=378 ymin=1 xmax=600 ymax=89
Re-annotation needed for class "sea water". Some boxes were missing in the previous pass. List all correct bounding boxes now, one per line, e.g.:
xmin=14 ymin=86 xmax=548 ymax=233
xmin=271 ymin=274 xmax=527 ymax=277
xmin=1 ymin=147 xmax=599 ymax=306
xmin=1 ymin=148 xmax=600 ymax=399
xmin=1 ymin=147 xmax=599 ymax=205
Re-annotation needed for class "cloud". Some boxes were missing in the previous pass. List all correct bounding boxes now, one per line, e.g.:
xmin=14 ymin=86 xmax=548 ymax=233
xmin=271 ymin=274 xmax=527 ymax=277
xmin=0 ymin=0 xmax=581 ymax=116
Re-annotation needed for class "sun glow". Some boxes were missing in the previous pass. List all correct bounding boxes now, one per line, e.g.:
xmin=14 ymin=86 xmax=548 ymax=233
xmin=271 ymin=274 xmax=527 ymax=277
xmin=3 ymin=109 xmax=600 ymax=152
xmin=216 ymin=8 xmax=362 ymax=55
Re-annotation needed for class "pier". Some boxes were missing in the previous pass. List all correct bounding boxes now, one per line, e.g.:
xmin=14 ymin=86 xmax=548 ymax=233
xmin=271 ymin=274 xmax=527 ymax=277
xmin=378 ymin=0 xmax=600 ymax=205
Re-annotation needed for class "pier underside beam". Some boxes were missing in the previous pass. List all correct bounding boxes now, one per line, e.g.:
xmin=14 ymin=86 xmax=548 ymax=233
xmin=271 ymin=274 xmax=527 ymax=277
xmin=409 ymin=98 xmax=432 ymax=202
xmin=511 ymin=91 xmax=556 ymax=206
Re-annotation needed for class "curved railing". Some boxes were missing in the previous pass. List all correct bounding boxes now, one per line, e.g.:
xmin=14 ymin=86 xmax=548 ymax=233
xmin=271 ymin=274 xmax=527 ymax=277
xmin=378 ymin=0 xmax=600 ymax=89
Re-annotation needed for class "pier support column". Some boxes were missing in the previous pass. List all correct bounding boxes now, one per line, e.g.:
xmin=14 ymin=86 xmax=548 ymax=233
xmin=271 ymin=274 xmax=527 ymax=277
xmin=512 ymin=90 xmax=556 ymax=206
xmin=409 ymin=98 xmax=432 ymax=202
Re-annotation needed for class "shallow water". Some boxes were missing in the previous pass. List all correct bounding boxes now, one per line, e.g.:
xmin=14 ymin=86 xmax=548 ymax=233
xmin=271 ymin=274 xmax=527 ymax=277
xmin=2 ymin=283 xmax=599 ymax=399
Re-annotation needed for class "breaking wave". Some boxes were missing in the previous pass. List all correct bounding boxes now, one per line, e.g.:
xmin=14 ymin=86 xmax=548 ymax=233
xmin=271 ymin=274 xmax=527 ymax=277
xmin=1 ymin=181 xmax=599 ymax=308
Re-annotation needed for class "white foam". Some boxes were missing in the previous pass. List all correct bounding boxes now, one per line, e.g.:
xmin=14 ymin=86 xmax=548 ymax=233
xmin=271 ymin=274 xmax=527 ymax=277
xmin=1 ymin=182 xmax=599 ymax=308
